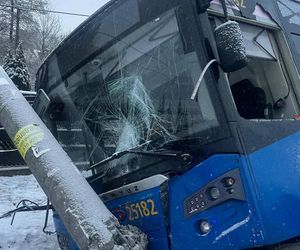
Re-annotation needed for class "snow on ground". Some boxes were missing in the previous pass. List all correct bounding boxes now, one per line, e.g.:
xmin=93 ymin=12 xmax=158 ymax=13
xmin=0 ymin=175 xmax=60 ymax=250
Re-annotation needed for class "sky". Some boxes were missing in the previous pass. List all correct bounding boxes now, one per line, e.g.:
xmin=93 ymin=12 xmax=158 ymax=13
xmin=49 ymin=0 xmax=110 ymax=33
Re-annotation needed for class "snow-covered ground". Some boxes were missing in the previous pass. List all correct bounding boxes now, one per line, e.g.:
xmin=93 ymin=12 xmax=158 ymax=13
xmin=0 ymin=175 xmax=60 ymax=250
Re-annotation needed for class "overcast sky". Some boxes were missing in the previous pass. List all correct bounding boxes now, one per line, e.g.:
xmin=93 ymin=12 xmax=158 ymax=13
xmin=49 ymin=0 xmax=110 ymax=33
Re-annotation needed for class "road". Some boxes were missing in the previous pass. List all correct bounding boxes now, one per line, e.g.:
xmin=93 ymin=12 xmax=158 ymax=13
xmin=0 ymin=174 xmax=60 ymax=249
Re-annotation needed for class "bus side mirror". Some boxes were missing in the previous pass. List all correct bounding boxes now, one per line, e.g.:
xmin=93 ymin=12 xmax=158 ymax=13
xmin=215 ymin=21 xmax=248 ymax=73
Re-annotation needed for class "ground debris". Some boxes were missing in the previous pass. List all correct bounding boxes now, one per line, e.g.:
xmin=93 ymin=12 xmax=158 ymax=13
xmin=112 ymin=224 xmax=148 ymax=250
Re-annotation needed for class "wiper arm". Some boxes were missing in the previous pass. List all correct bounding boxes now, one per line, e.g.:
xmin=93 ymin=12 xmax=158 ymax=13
xmin=88 ymin=140 xmax=178 ymax=171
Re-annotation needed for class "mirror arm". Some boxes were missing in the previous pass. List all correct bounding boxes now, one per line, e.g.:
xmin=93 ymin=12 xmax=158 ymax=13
xmin=191 ymin=59 xmax=219 ymax=101
xmin=220 ymin=0 xmax=229 ymax=21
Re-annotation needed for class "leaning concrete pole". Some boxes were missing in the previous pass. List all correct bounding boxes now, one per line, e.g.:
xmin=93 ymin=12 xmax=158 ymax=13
xmin=0 ymin=67 xmax=146 ymax=249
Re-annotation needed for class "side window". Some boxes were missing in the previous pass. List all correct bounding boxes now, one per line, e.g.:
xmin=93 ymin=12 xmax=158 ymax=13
xmin=230 ymin=79 xmax=267 ymax=119
xmin=214 ymin=20 xmax=300 ymax=120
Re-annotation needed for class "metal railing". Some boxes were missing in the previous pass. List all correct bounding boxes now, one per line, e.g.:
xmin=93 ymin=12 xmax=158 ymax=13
xmin=0 ymin=91 xmax=36 ymax=167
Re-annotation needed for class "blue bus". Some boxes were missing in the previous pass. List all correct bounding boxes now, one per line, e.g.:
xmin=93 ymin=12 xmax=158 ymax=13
xmin=36 ymin=0 xmax=300 ymax=249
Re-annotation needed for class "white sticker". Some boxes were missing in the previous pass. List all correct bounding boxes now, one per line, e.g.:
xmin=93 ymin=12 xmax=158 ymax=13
xmin=0 ymin=78 xmax=9 ymax=86
xmin=32 ymin=146 xmax=50 ymax=158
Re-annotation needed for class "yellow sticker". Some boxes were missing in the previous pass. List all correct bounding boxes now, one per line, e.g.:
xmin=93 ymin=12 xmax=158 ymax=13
xmin=13 ymin=124 xmax=44 ymax=159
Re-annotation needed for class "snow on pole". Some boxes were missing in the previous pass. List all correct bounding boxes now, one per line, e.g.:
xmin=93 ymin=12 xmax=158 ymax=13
xmin=0 ymin=67 xmax=147 ymax=250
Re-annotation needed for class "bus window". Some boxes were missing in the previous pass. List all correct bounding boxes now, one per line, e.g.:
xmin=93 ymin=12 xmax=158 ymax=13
xmin=41 ymin=4 xmax=228 ymax=177
xmin=213 ymin=20 xmax=300 ymax=120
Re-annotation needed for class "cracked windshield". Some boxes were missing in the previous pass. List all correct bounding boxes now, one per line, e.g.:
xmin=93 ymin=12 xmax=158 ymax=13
xmin=43 ymin=2 xmax=219 ymax=174
xmin=3 ymin=0 xmax=300 ymax=249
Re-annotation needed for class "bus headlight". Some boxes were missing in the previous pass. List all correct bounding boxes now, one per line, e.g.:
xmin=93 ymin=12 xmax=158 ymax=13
xmin=199 ymin=220 xmax=212 ymax=235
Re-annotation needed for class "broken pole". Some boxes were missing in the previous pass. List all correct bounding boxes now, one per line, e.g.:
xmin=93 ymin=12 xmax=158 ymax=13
xmin=0 ymin=67 xmax=147 ymax=249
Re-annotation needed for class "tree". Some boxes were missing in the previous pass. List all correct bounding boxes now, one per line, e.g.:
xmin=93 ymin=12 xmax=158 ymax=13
xmin=0 ymin=0 xmax=47 ymax=52
xmin=2 ymin=50 xmax=14 ymax=72
xmin=36 ymin=10 xmax=62 ymax=60
xmin=0 ymin=0 xmax=63 ymax=88
xmin=3 ymin=44 xmax=31 ymax=90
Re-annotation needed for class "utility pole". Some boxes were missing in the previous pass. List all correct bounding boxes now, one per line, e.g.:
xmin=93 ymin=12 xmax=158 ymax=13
xmin=9 ymin=0 xmax=14 ymax=50
xmin=0 ymin=67 xmax=147 ymax=250
xmin=15 ymin=8 xmax=20 ymax=51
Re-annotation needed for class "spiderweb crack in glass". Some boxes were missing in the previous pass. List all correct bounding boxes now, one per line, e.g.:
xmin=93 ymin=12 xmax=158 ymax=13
xmin=41 ymin=4 xmax=221 ymax=177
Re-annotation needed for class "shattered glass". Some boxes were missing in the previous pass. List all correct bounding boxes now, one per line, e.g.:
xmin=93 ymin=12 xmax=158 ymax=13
xmin=77 ymin=76 xmax=172 ymax=153
xmin=44 ymin=6 xmax=220 ymax=174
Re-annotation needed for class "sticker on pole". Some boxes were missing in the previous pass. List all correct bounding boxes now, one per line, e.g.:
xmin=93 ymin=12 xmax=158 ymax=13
xmin=13 ymin=124 xmax=44 ymax=158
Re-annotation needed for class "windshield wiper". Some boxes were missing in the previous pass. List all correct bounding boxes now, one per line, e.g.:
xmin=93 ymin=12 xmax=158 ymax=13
xmin=88 ymin=140 xmax=178 ymax=171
